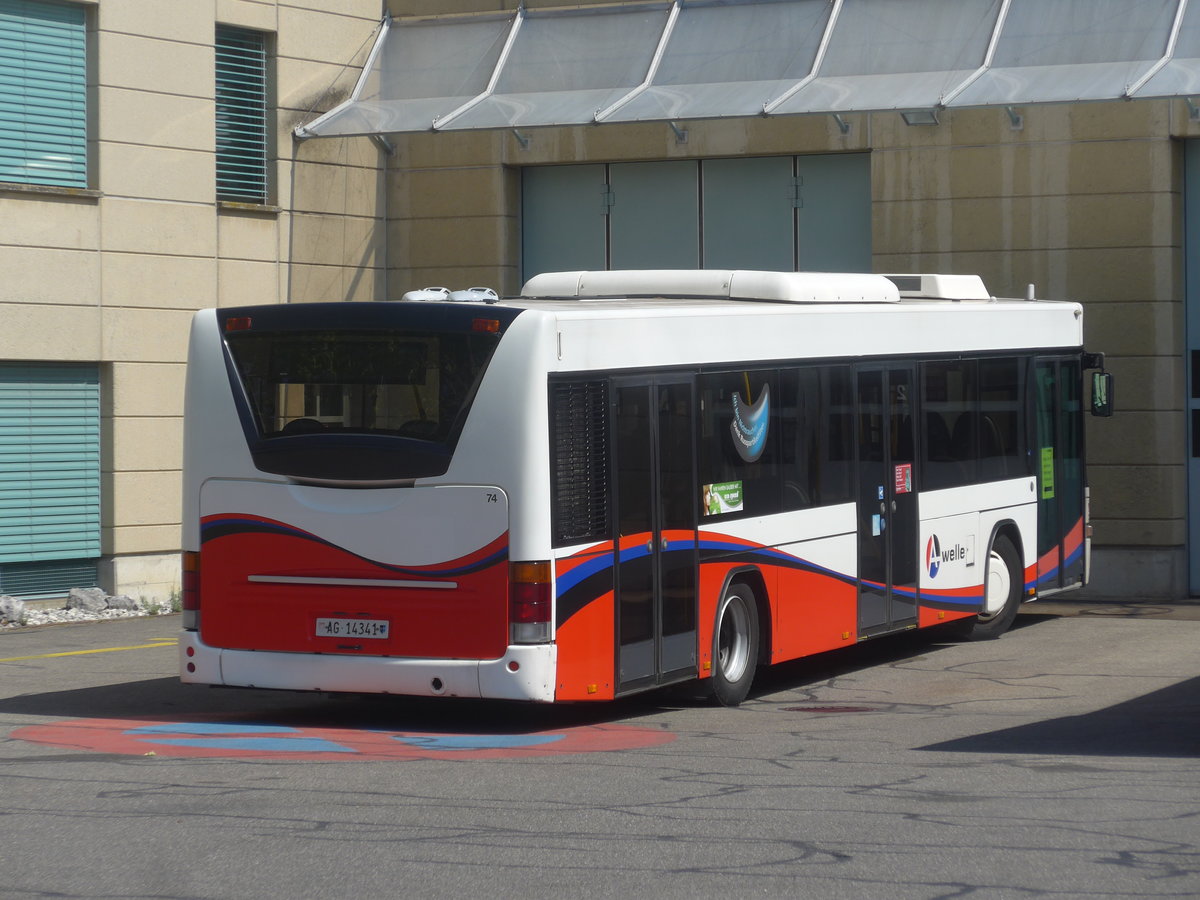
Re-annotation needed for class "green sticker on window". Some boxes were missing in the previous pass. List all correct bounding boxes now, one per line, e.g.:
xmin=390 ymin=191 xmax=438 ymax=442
xmin=1040 ymin=447 xmax=1055 ymax=499
xmin=703 ymin=481 xmax=743 ymax=516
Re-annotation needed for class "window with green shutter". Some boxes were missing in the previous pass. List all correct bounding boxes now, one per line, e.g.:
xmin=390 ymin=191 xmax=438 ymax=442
xmin=0 ymin=0 xmax=87 ymax=189
xmin=0 ymin=364 xmax=101 ymax=596
xmin=216 ymin=25 xmax=269 ymax=203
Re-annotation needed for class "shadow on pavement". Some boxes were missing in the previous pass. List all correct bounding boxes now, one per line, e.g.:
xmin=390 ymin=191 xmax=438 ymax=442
xmin=920 ymin=675 xmax=1200 ymax=758
xmin=0 ymin=610 xmax=1073 ymax=735
xmin=0 ymin=675 xmax=669 ymax=735
xmin=741 ymin=609 xmax=1055 ymax=703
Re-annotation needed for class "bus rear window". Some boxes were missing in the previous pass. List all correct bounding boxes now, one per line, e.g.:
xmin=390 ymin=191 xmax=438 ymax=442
xmin=226 ymin=329 xmax=497 ymax=442
xmin=223 ymin=326 xmax=504 ymax=481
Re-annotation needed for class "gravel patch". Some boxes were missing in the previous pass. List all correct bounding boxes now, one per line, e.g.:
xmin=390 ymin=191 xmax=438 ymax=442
xmin=0 ymin=589 xmax=177 ymax=629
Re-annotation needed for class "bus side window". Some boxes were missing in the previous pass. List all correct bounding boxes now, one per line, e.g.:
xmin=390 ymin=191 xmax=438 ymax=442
xmin=781 ymin=365 xmax=854 ymax=510
xmin=979 ymin=357 xmax=1023 ymax=482
xmin=921 ymin=359 xmax=978 ymax=490
xmin=698 ymin=370 xmax=781 ymax=518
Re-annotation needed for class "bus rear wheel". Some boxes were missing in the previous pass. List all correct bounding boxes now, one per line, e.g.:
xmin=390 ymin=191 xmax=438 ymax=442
xmin=710 ymin=582 xmax=759 ymax=706
xmin=950 ymin=534 xmax=1022 ymax=641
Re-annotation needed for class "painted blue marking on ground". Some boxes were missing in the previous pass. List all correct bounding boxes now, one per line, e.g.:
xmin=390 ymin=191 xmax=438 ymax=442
xmin=391 ymin=734 xmax=566 ymax=751
xmin=135 ymin=736 xmax=357 ymax=753
xmin=126 ymin=723 xmax=300 ymax=736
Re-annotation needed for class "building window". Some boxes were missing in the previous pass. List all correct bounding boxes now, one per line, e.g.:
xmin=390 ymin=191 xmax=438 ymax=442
xmin=0 ymin=363 xmax=100 ymax=598
xmin=215 ymin=25 xmax=269 ymax=203
xmin=0 ymin=0 xmax=87 ymax=189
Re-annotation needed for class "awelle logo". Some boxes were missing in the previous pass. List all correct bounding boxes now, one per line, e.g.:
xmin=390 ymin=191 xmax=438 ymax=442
xmin=926 ymin=533 xmax=972 ymax=578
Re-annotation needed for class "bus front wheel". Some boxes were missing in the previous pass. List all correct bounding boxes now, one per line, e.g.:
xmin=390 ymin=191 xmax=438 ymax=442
xmin=950 ymin=534 xmax=1022 ymax=641
xmin=710 ymin=582 xmax=759 ymax=706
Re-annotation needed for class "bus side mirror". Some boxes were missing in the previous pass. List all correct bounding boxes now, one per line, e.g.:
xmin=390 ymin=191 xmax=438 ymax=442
xmin=1091 ymin=371 xmax=1114 ymax=417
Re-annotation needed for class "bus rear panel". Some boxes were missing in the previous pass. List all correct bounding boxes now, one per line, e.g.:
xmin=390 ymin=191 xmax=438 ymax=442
xmin=180 ymin=301 xmax=558 ymax=701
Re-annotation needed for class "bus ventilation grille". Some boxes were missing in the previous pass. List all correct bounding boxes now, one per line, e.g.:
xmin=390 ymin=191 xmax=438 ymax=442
xmin=551 ymin=380 xmax=610 ymax=545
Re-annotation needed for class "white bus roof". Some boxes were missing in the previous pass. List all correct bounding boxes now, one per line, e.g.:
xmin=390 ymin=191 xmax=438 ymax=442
xmin=495 ymin=270 xmax=1085 ymax=369
xmin=519 ymin=270 xmax=993 ymax=304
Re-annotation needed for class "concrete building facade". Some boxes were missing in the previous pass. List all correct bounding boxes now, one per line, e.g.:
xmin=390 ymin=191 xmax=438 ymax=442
xmin=373 ymin=0 xmax=1194 ymax=598
xmin=386 ymin=100 xmax=1191 ymax=595
xmin=0 ymin=0 xmax=384 ymax=602
xmin=0 ymin=0 xmax=1195 ymax=600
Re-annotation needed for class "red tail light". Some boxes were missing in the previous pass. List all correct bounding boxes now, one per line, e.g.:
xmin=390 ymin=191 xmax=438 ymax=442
xmin=182 ymin=550 xmax=200 ymax=630
xmin=472 ymin=318 xmax=501 ymax=333
xmin=509 ymin=561 xmax=551 ymax=644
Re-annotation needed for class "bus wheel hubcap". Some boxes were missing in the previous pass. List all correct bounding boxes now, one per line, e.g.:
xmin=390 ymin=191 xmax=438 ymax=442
xmin=981 ymin=550 xmax=1009 ymax=619
xmin=718 ymin=597 xmax=750 ymax=681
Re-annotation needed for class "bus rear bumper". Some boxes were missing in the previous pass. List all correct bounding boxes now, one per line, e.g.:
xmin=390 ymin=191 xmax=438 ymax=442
xmin=178 ymin=631 xmax=557 ymax=702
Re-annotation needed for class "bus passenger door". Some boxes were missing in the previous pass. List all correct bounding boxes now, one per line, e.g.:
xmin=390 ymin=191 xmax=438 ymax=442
xmin=856 ymin=365 xmax=919 ymax=636
xmin=1034 ymin=358 xmax=1085 ymax=593
xmin=613 ymin=379 xmax=698 ymax=693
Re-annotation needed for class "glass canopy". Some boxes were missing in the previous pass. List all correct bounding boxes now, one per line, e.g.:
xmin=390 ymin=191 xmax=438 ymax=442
xmin=770 ymin=0 xmax=1002 ymax=114
xmin=947 ymin=0 xmax=1182 ymax=107
xmin=610 ymin=0 xmax=832 ymax=122
xmin=1127 ymin=0 xmax=1200 ymax=97
xmin=296 ymin=0 xmax=1200 ymax=138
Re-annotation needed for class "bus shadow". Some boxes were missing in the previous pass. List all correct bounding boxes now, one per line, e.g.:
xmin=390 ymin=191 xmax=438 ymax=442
xmin=918 ymin=675 xmax=1200 ymax=758
xmin=0 ymin=613 xmax=1065 ymax=736
xmin=734 ymin=610 xmax=1057 ymax=703
xmin=0 ymin=675 xmax=662 ymax=735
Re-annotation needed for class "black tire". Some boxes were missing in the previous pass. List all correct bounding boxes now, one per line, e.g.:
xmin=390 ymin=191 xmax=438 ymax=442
xmin=949 ymin=534 xmax=1022 ymax=641
xmin=710 ymin=581 xmax=759 ymax=706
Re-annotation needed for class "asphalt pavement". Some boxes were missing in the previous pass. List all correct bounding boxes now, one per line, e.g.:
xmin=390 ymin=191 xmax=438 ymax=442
xmin=0 ymin=600 xmax=1197 ymax=899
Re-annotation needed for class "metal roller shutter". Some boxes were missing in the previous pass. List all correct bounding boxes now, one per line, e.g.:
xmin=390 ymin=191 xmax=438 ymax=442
xmin=0 ymin=363 xmax=100 ymax=596
xmin=215 ymin=25 xmax=268 ymax=203
xmin=0 ymin=0 xmax=87 ymax=188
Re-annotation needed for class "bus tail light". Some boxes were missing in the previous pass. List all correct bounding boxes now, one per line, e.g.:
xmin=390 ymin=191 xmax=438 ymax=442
xmin=509 ymin=561 xmax=551 ymax=644
xmin=182 ymin=550 xmax=200 ymax=631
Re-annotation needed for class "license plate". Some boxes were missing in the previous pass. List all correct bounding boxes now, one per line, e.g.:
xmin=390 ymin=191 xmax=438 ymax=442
xmin=315 ymin=617 xmax=389 ymax=639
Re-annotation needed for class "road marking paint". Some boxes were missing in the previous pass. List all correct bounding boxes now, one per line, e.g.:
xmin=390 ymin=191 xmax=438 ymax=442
xmin=14 ymin=717 xmax=678 ymax=760
xmin=0 ymin=640 xmax=177 ymax=663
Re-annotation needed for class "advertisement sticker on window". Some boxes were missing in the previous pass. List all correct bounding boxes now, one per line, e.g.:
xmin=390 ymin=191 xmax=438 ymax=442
xmin=703 ymin=481 xmax=743 ymax=516
xmin=1040 ymin=447 xmax=1055 ymax=499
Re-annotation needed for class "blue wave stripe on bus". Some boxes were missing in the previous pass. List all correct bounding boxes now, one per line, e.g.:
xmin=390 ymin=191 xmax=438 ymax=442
xmin=1035 ymin=541 xmax=1084 ymax=587
xmin=201 ymin=516 xmax=506 ymax=578
xmin=920 ymin=591 xmax=982 ymax=606
xmin=697 ymin=538 xmax=859 ymax=586
xmin=862 ymin=578 xmax=981 ymax=606
xmin=557 ymin=539 xmax=857 ymax=596
xmin=202 ymin=516 xmax=309 ymax=542
xmin=556 ymin=551 xmax=616 ymax=595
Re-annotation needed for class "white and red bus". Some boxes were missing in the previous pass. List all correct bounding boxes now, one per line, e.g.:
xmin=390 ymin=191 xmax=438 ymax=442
xmin=180 ymin=269 xmax=1110 ymax=705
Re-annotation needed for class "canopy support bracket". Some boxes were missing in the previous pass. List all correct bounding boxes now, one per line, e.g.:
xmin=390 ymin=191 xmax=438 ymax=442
xmin=370 ymin=134 xmax=396 ymax=155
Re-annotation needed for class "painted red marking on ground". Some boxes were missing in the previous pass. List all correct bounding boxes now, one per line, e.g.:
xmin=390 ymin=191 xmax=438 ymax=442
xmin=11 ymin=717 xmax=675 ymax=761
